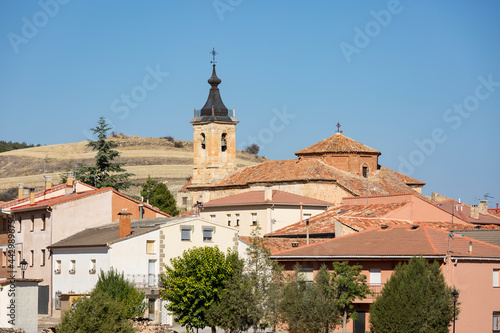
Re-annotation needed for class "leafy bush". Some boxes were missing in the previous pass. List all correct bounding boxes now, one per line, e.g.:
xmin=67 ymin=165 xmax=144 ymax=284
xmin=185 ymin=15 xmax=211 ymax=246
xmin=57 ymin=291 xmax=134 ymax=333
xmin=174 ymin=141 xmax=184 ymax=148
xmin=244 ymin=143 xmax=260 ymax=155
xmin=93 ymin=269 xmax=147 ymax=318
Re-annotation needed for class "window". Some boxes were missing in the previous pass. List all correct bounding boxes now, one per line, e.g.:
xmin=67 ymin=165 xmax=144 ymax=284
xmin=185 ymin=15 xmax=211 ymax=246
xmin=90 ymin=259 xmax=96 ymax=274
xmin=494 ymin=312 xmax=500 ymax=332
xmin=370 ymin=268 xmax=381 ymax=285
xmin=30 ymin=215 xmax=34 ymax=231
xmin=236 ymin=214 xmax=240 ymax=226
xmin=203 ymin=227 xmax=214 ymax=242
xmin=251 ymin=213 xmax=258 ymax=226
xmin=30 ymin=250 xmax=34 ymax=267
xmin=494 ymin=269 xmax=499 ymax=287
xmin=40 ymin=250 xmax=45 ymax=267
xmin=17 ymin=251 xmax=21 ymax=267
xmin=210 ymin=215 xmax=216 ymax=222
xmin=41 ymin=214 xmax=46 ymax=231
xmin=17 ymin=217 xmax=21 ymax=233
xmin=227 ymin=214 xmax=231 ymax=226
xmin=182 ymin=197 xmax=188 ymax=207
xmin=70 ymin=260 xmax=76 ymax=274
xmin=181 ymin=227 xmax=192 ymax=241
xmin=362 ymin=165 xmax=369 ymax=178
xmin=55 ymin=260 xmax=61 ymax=274
xmin=301 ymin=268 xmax=314 ymax=283
xmin=2 ymin=251 xmax=6 ymax=267
xmin=146 ymin=240 xmax=155 ymax=254
xmin=303 ymin=213 xmax=311 ymax=220
xmin=2 ymin=217 xmax=6 ymax=232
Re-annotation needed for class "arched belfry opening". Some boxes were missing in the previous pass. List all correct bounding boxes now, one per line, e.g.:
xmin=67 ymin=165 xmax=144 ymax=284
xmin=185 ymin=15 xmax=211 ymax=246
xmin=221 ymin=133 xmax=227 ymax=152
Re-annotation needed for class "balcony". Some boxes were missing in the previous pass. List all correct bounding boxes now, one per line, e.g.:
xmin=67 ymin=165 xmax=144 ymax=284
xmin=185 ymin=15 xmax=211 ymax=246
xmin=366 ymin=283 xmax=384 ymax=299
xmin=125 ymin=274 xmax=163 ymax=288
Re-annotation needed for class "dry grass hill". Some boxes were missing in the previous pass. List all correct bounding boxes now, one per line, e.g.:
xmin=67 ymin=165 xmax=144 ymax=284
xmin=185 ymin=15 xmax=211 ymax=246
xmin=0 ymin=135 xmax=266 ymax=200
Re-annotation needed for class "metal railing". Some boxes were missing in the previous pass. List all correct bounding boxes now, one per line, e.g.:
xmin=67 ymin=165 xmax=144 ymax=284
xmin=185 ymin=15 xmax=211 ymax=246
xmin=366 ymin=283 xmax=384 ymax=298
xmin=125 ymin=274 xmax=163 ymax=288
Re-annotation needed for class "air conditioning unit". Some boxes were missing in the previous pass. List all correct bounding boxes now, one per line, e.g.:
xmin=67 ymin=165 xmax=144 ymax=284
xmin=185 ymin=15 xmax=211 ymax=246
xmin=69 ymin=269 xmax=76 ymax=274
xmin=54 ymin=269 xmax=61 ymax=274
xmin=89 ymin=269 xmax=96 ymax=274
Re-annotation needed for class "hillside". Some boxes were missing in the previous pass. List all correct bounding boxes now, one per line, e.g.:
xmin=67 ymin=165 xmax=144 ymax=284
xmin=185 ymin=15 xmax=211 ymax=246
xmin=0 ymin=135 xmax=266 ymax=199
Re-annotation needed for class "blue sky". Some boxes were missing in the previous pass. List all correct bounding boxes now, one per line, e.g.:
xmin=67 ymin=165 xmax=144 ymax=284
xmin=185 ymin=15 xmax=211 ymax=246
xmin=1 ymin=1 xmax=499 ymax=207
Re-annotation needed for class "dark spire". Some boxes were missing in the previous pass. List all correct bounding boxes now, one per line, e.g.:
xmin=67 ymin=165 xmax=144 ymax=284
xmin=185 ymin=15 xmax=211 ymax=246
xmin=200 ymin=64 xmax=229 ymax=117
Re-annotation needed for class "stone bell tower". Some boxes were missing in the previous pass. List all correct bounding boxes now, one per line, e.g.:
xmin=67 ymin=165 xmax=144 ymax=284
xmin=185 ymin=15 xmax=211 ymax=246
xmin=190 ymin=61 xmax=239 ymax=186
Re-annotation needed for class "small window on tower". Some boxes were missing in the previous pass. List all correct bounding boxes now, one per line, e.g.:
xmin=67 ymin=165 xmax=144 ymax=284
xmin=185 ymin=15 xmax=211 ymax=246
xmin=201 ymin=133 xmax=206 ymax=150
xmin=221 ymin=133 xmax=227 ymax=152
xmin=362 ymin=166 xmax=369 ymax=178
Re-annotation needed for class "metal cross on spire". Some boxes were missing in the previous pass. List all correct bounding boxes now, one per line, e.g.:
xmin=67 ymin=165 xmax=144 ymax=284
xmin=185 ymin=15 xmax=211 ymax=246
xmin=210 ymin=48 xmax=218 ymax=64
xmin=336 ymin=122 xmax=341 ymax=133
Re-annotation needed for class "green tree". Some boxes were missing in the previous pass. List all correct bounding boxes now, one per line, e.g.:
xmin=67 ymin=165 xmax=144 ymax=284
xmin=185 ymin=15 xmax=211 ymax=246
xmin=206 ymin=257 xmax=254 ymax=332
xmin=161 ymin=246 xmax=238 ymax=333
xmin=57 ymin=291 xmax=134 ymax=333
xmin=76 ymin=117 xmax=133 ymax=191
xmin=330 ymin=261 xmax=370 ymax=333
xmin=141 ymin=176 xmax=179 ymax=216
xmin=93 ymin=269 xmax=147 ymax=318
xmin=369 ymin=256 xmax=457 ymax=333
xmin=314 ymin=265 xmax=341 ymax=333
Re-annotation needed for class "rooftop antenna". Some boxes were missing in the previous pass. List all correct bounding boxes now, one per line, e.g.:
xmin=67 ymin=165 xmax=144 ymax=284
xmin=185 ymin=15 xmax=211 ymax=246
xmin=484 ymin=193 xmax=494 ymax=200
xmin=210 ymin=48 xmax=218 ymax=64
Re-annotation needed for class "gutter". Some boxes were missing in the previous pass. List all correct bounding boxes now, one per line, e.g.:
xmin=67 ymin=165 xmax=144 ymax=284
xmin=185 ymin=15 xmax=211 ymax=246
xmin=270 ymin=255 xmax=447 ymax=260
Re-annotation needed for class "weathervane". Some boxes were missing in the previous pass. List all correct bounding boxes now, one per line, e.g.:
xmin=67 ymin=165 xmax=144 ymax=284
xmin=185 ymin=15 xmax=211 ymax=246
xmin=336 ymin=122 xmax=342 ymax=133
xmin=210 ymin=48 xmax=218 ymax=64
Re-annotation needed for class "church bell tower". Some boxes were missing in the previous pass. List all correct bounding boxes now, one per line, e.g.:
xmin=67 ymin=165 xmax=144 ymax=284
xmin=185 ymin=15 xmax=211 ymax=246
xmin=190 ymin=53 xmax=239 ymax=186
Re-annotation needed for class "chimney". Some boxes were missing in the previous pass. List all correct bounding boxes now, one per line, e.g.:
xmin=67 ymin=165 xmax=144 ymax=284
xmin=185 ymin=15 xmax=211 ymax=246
xmin=470 ymin=205 xmax=479 ymax=219
xmin=478 ymin=200 xmax=488 ymax=215
xmin=306 ymin=219 xmax=310 ymax=245
xmin=468 ymin=241 xmax=473 ymax=254
xmin=118 ymin=212 xmax=132 ymax=238
xmin=29 ymin=188 xmax=35 ymax=205
xmin=18 ymin=183 xmax=24 ymax=200
xmin=65 ymin=172 xmax=74 ymax=195
xmin=44 ymin=176 xmax=52 ymax=190
xmin=264 ymin=187 xmax=273 ymax=201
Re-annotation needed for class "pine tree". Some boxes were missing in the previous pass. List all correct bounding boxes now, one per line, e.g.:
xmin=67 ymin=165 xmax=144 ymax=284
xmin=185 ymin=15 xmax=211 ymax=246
xmin=369 ymin=256 xmax=457 ymax=333
xmin=76 ymin=117 xmax=133 ymax=191
xmin=141 ymin=176 xmax=179 ymax=216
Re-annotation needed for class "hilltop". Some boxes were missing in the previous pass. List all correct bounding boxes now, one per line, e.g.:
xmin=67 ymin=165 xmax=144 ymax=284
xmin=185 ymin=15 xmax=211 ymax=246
xmin=0 ymin=135 xmax=266 ymax=199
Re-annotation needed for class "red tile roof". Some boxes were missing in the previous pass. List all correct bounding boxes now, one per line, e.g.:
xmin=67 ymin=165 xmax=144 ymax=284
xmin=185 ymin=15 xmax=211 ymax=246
xmin=270 ymin=202 xmax=410 ymax=236
xmin=11 ymin=188 xmax=113 ymax=211
xmin=203 ymin=190 xmax=333 ymax=207
xmin=0 ymin=181 xmax=95 ymax=210
xmin=10 ymin=188 xmax=169 ymax=217
xmin=207 ymin=158 xmax=424 ymax=198
xmin=295 ymin=133 xmax=380 ymax=156
xmin=272 ymin=225 xmax=500 ymax=259
xmin=436 ymin=200 xmax=500 ymax=225
xmin=240 ymin=236 xmax=332 ymax=255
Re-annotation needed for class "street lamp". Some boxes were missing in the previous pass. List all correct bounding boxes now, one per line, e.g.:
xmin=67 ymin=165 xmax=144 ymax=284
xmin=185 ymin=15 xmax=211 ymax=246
xmin=452 ymin=289 xmax=459 ymax=333
xmin=20 ymin=259 xmax=28 ymax=279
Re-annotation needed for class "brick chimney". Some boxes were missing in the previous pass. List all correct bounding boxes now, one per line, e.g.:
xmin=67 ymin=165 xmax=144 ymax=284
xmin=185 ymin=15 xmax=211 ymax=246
xmin=29 ymin=188 xmax=35 ymax=205
xmin=478 ymin=200 xmax=488 ymax=215
xmin=470 ymin=205 xmax=479 ymax=219
xmin=18 ymin=183 xmax=24 ymax=200
xmin=118 ymin=212 xmax=132 ymax=238
xmin=44 ymin=176 xmax=52 ymax=190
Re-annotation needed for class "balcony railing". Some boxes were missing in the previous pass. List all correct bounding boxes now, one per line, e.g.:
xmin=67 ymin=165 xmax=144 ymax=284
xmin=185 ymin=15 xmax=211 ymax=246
xmin=366 ymin=283 xmax=384 ymax=299
xmin=125 ymin=274 xmax=163 ymax=288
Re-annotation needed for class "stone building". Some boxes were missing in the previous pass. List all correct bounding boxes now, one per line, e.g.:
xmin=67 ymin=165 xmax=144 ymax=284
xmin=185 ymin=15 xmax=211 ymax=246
xmin=178 ymin=64 xmax=426 ymax=209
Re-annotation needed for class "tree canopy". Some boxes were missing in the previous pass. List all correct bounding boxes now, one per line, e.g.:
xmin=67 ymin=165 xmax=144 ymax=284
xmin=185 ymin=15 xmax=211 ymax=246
xmin=140 ymin=175 xmax=178 ymax=216
xmin=369 ymin=256 xmax=458 ymax=333
xmin=76 ymin=117 xmax=133 ymax=191
xmin=161 ymin=246 xmax=238 ymax=332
